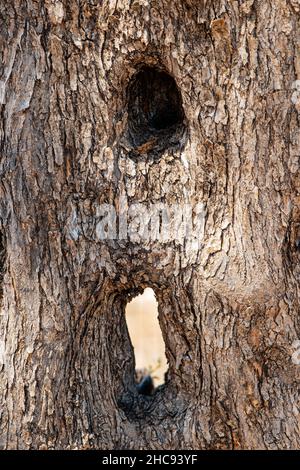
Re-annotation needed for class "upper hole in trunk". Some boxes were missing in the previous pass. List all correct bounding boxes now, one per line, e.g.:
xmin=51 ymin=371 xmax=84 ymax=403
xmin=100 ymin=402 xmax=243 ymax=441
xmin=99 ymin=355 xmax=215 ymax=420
xmin=125 ymin=287 xmax=168 ymax=395
xmin=127 ymin=66 xmax=186 ymax=155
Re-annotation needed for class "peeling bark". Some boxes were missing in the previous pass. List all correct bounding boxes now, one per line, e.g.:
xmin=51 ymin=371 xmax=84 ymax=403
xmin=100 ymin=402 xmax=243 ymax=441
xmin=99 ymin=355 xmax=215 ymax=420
xmin=0 ymin=0 xmax=300 ymax=450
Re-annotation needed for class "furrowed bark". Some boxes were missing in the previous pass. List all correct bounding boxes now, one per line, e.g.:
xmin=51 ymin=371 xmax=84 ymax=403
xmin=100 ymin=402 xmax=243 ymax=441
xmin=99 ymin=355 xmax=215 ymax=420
xmin=0 ymin=0 xmax=300 ymax=450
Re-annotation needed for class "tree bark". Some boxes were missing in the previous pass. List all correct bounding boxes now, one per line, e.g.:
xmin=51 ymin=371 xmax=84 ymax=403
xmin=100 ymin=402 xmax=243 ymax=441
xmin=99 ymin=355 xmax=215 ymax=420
xmin=0 ymin=0 xmax=300 ymax=450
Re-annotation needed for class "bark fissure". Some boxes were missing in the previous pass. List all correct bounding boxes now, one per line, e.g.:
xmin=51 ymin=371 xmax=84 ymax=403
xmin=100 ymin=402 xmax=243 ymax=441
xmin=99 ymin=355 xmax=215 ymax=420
xmin=0 ymin=231 xmax=5 ymax=306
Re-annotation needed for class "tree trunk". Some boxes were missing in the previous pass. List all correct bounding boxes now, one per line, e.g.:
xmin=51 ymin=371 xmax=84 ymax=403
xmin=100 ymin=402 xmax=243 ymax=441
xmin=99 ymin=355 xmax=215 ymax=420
xmin=0 ymin=0 xmax=300 ymax=450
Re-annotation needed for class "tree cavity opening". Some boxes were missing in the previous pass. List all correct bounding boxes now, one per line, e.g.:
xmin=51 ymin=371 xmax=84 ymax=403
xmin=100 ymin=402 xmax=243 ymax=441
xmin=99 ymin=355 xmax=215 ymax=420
xmin=125 ymin=288 xmax=168 ymax=395
xmin=127 ymin=66 xmax=186 ymax=153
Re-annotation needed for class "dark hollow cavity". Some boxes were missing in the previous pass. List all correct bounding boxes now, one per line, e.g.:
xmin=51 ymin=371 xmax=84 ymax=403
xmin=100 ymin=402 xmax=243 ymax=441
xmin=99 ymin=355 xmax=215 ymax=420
xmin=127 ymin=66 xmax=186 ymax=154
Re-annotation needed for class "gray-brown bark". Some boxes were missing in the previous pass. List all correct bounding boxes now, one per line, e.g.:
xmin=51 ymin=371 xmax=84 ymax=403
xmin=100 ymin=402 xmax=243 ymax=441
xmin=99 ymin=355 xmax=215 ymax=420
xmin=0 ymin=0 xmax=300 ymax=450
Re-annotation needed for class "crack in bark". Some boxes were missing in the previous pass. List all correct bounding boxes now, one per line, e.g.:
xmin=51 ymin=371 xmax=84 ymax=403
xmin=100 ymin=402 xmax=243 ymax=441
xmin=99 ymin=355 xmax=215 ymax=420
xmin=0 ymin=231 xmax=5 ymax=305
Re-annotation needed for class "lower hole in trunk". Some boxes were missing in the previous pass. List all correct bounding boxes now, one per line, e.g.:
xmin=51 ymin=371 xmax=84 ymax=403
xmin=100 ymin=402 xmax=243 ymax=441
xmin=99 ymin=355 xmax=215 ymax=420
xmin=125 ymin=287 xmax=168 ymax=397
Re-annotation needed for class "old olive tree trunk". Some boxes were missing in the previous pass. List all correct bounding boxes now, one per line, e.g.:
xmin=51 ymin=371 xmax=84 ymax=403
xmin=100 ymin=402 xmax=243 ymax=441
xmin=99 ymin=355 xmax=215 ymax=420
xmin=1 ymin=0 xmax=300 ymax=450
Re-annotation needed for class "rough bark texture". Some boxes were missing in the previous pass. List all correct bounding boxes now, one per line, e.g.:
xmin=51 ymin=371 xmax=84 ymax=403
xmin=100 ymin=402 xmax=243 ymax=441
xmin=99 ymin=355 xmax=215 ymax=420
xmin=0 ymin=0 xmax=300 ymax=450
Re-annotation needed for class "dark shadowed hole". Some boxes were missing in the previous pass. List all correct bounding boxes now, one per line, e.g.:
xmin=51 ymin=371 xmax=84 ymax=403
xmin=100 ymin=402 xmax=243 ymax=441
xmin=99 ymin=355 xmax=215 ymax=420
xmin=127 ymin=66 xmax=186 ymax=151
xmin=125 ymin=288 xmax=168 ymax=395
